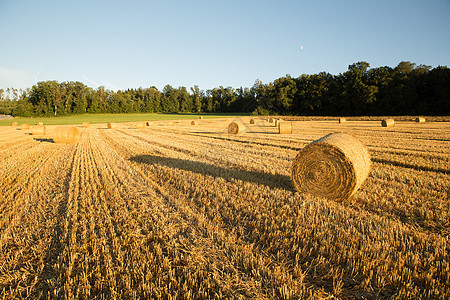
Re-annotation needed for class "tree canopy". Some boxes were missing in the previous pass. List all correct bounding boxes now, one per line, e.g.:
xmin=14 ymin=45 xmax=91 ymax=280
xmin=1 ymin=61 xmax=448 ymax=117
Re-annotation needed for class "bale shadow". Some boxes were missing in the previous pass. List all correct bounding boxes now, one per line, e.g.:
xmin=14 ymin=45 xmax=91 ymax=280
xmin=34 ymin=138 xmax=54 ymax=143
xmin=130 ymin=154 xmax=294 ymax=191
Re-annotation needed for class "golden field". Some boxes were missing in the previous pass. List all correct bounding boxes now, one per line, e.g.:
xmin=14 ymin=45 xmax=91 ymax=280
xmin=0 ymin=117 xmax=449 ymax=299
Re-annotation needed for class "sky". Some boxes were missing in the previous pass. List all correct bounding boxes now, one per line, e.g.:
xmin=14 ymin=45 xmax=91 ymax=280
xmin=0 ymin=0 xmax=449 ymax=92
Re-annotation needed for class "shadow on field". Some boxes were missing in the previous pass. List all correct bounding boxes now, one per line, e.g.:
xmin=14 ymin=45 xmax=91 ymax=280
xmin=34 ymin=138 xmax=54 ymax=143
xmin=130 ymin=154 xmax=294 ymax=191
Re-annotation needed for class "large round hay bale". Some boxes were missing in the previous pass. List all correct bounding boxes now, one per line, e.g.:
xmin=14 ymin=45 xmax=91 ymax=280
xmin=36 ymin=122 xmax=44 ymax=126
xmin=381 ymin=119 xmax=395 ymax=127
xmin=415 ymin=117 xmax=426 ymax=123
xmin=249 ymin=119 xmax=255 ymax=124
xmin=53 ymin=127 xmax=80 ymax=144
xmin=228 ymin=122 xmax=245 ymax=134
xmin=31 ymin=125 xmax=46 ymax=135
xmin=107 ymin=122 xmax=117 ymax=129
xmin=145 ymin=121 xmax=153 ymax=126
xmin=19 ymin=124 xmax=30 ymax=130
xmin=191 ymin=120 xmax=197 ymax=125
xmin=11 ymin=122 xmax=18 ymax=126
xmin=136 ymin=122 xmax=146 ymax=129
xmin=278 ymin=122 xmax=292 ymax=134
xmin=291 ymin=133 xmax=371 ymax=201
xmin=81 ymin=122 xmax=90 ymax=128
xmin=339 ymin=118 xmax=346 ymax=124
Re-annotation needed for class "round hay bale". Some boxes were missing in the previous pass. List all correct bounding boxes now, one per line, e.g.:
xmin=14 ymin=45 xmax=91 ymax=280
xmin=107 ymin=123 xmax=117 ymax=129
xmin=278 ymin=122 xmax=292 ymax=134
xmin=136 ymin=122 xmax=146 ymax=129
xmin=339 ymin=118 xmax=346 ymax=124
xmin=191 ymin=121 xmax=197 ymax=125
xmin=228 ymin=122 xmax=245 ymax=134
xmin=53 ymin=127 xmax=80 ymax=144
xmin=11 ymin=122 xmax=18 ymax=126
xmin=145 ymin=121 xmax=153 ymax=126
xmin=269 ymin=117 xmax=274 ymax=123
xmin=36 ymin=122 xmax=44 ymax=126
xmin=19 ymin=124 xmax=30 ymax=130
xmin=81 ymin=122 xmax=90 ymax=128
xmin=291 ymin=133 xmax=371 ymax=201
xmin=381 ymin=119 xmax=395 ymax=127
xmin=415 ymin=117 xmax=426 ymax=123
xmin=31 ymin=125 xmax=46 ymax=135
xmin=198 ymin=116 xmax=203 ymax=119
xmin=249 ymin=119 xmax=255 ymax=124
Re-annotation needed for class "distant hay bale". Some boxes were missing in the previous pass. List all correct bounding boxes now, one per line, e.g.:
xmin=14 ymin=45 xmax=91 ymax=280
xmin=81 ymin=122 xmax=90 ymax=128
xmin=249 ymin=119 xmax=255 ymax=124
xmin=415 ymin=117 xmax=426 ymax=123
xmin=381 ymin=119 xmax=395 ymax=127
xmin=107 ymin=123 xmax=117 ymax=129
xmin=31 ymin=125 xmax=46 ymax=135
xmin=228 ymin=122 xmax=245 ymax=134
xmin=53 ymin=127 xmax=80 ymax=144
xmin=19 ymin=124 xmax=30 ymax=130
xmin=269 ymin=117 xmax=274 ymax=123
xmin=191 ymin=121 xmax=197 ymax=125
xmin=339 ymin=118 xmax=347 ymax=124
xmin=198 ymin=116 xmax=203 ymax=119
xmin=11 ymin=122 xmax=18 ymax=126
xmin=36 ymin=122 xmax=44 ymax=126
xmin=278 ymin=122 xmax=292 ymax=134
xmin=136 ymin=122 xmax=146 ymax=129
xmin=291 ymin=133 xmax=371 ymax=201
xmin=145 ymin=121 xmax=153 ymax=126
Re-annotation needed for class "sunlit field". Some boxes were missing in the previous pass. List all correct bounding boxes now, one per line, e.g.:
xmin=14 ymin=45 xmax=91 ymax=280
xmin=0 ymin=117 xmax=448 ymax=299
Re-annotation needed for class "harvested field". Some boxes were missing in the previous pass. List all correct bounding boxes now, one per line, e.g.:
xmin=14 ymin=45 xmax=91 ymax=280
xmin=0 ymin=118 xmax=449 ymax=299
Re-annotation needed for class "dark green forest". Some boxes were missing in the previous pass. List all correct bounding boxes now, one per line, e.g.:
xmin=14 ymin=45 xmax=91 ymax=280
xmin=1 ymin=61 xmax=449 ymax=117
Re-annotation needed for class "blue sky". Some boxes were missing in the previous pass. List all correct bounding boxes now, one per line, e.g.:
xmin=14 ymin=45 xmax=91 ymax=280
xmin=1 ymin=0 xmax=449 ymax=91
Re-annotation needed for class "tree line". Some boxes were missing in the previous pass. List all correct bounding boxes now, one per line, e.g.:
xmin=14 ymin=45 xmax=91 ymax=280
xmin=1 ymin=61 xmax=449 ymax=117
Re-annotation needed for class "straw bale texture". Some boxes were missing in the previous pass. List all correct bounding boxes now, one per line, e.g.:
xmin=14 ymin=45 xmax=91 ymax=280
xmin=382 ymin=119 xmax=395 ymax=127
xmin=53 ymin=127 xmax=80 ymax=144
xmin=107 ymin=123 xmax=118 ymax=129
xmin=31 ymin=125 xmax=46 ymax=136
xmin=278 ymin=122 xmax=292 ymax=134
xmin=291 ymin=133 xmax=371 ymax=201
xmin=339 ymin=118 xmax=346 ymax=124
xmin=136 ymin=122 xmax=146 ymax=129
xmin=19 ymin=124 xmax=30 ymax=130
xmin=81 ymin=122 xmax=90 ymax=128
xmin=228 ymin=122 xmax=245 ymax=134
